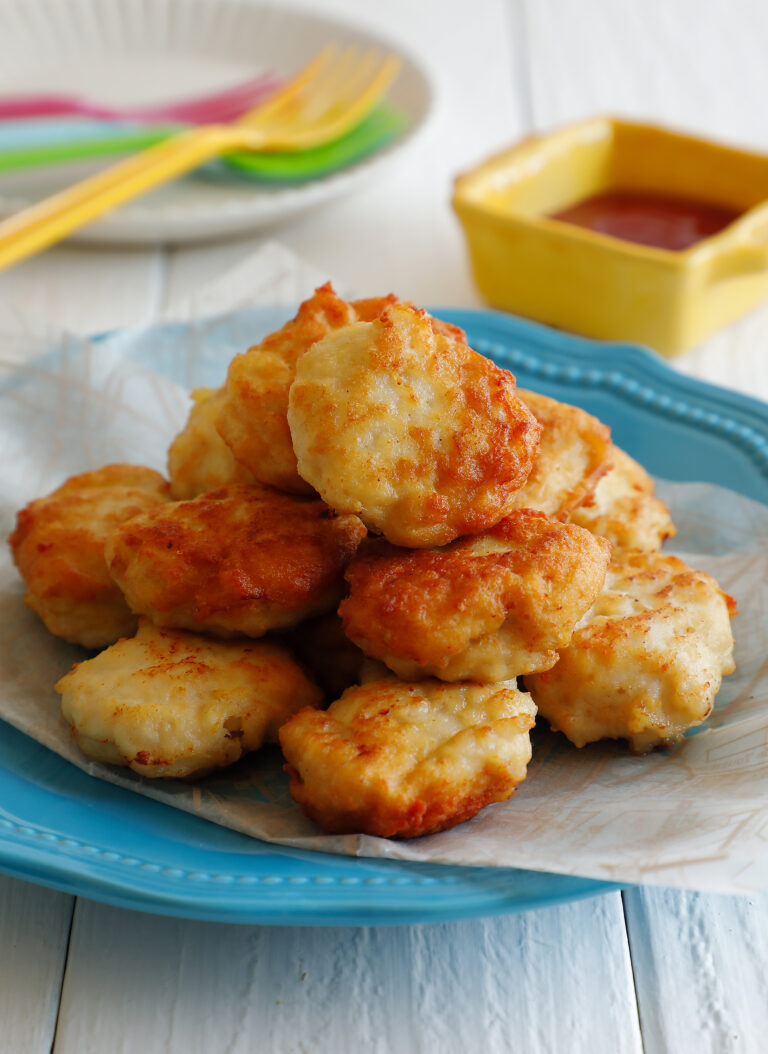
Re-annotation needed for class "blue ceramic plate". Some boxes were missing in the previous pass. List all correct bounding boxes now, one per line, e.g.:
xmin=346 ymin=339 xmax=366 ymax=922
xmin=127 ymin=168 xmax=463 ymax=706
xmin=2 ymin=307 xmax=767 ymax=925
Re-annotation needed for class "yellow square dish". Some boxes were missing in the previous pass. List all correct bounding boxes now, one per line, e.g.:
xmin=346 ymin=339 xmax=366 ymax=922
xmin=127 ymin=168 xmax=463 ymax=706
xmin=452 ymin=116 xmax=768 ymax=356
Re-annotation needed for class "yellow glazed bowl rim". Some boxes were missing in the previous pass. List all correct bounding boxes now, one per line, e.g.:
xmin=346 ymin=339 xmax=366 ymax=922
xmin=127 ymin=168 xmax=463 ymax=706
xmin=452 ymin=115 xmax=768 ymax=279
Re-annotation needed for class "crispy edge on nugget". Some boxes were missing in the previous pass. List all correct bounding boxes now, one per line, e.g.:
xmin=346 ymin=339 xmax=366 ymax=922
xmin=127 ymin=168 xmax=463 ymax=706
xmin=9 ymin=464 xmax=170 ymax=648
xmin=288 ymin=302 xmax=541 ymax=547
xmin=340 ymin=510 xmax=611 ymax=681
xmin=569 ymin=445 xmax=676 ymax=555
xmin=525 ymin=552 xmax=736 ymax=752
xmin=215 ymin=283 xmax=464 ymax=496
xmin=509 ymin=389 xmax=614 ymax=519
xmin=56 ymin=618 xmax=322 ymax=779
xmin=280 ymin=675 xmax=536 ymax=838
xmin=168 ymin=387 xmax=256 ymax=500
xmin=106 ymin=483 xmax=366 ymax=639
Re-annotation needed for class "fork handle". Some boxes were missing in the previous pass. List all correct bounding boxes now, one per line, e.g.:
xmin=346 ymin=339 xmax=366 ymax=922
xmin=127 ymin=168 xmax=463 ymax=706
xmin=0 ymin=125 xmax=242 ymax=270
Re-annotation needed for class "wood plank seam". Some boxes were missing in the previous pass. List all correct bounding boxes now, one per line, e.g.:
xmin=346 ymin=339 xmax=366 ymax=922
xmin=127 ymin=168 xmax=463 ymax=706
xmin=143 ymin=249 xmax=170 ymax=326
xmin=504 ymin=0 xmax=535 ymax=131
xmin=621 ymin=889 xmax=650 ymax=1053
xmin=48 ymin=895 xmax=77 ymax=1054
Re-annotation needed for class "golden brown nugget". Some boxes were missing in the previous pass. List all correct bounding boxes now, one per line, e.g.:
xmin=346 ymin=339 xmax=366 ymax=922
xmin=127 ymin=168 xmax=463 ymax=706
xmin=569 ymin=445 xmax=676 ymax=555
xmin=508 ymin=389 xmax=614 ymax=519
xmin=167 ymin=387 xmax=256 ymax=500
xmin=9 ymin=464 xmax=170 ymax=648
xmin=216 ymin=284 xmax=463 ymax=495
xmin=280 ymin=676 xmax=536 ymax=838
xmin=56 ymin=619 xmax=323 ymax=779
xmin=340 ymin=510 xmax=611 ymax=682
xmin=288 ymin=303 xmax=541 ymax=547
xmin=106 ymin=483 xmax=366 ymax=638
xmin=525 ymin=552 xmax=736 ymax=753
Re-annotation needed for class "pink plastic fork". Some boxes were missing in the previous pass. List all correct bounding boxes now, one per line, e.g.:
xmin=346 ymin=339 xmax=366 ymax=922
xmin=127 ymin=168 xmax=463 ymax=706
xmin=0 ymin=72 xmax=280 ymax=125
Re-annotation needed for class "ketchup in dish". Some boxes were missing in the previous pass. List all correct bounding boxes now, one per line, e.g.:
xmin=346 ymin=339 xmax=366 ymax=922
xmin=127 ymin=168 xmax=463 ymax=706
xmin=550 ymin=191 xmax=740 ymax=251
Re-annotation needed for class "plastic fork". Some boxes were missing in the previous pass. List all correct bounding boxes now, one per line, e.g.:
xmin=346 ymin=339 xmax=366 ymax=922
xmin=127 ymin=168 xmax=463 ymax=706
xmin=0 ymin=47 xmax=401 ymax=270
xmin=0 ymin=103 xmax=406 ymax=180
xmin=0 ymin=72 xmax=280 ymax=124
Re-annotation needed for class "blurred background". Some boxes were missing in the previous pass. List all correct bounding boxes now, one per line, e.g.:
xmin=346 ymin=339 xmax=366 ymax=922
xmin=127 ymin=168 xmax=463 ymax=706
xmin=2 ymin=0 xmax=767 ymax=337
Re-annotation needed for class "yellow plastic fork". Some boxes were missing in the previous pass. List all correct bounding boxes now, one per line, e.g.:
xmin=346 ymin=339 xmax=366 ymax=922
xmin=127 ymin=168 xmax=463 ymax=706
xmin=0 ymin=47 xmax=401 ymax=270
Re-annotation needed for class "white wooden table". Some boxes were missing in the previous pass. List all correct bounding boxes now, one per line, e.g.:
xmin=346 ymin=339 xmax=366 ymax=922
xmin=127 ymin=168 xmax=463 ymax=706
xmin=3 ymin=0 xmax=768 ymax=1050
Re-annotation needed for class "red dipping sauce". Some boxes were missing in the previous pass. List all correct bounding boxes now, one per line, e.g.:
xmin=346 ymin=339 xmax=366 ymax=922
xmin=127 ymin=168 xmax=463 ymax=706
xmin=550 ymin=191 xmax=741 ymax=251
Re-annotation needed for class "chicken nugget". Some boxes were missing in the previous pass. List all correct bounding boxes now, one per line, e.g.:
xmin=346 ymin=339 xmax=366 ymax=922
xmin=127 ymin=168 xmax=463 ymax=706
xmin=106 ymin=483 xmax=366 ymax=638
xmin=507 ymin=389 xmax=614 ymax=518
xmin=168 ymin=387 xmax=256 ymax=500
xmin=340 ymin=510 xmax=611 ymax=682
xmin=56 ymin=619 xmax=323 ymax=779
xmin=9 ymin=464 xmax=170 ymax=648
xmin=569 ymin=445 xmax=676 ymax=555
xmin=288 ymin=303 xmax=541 ymax=547
xmin=216 ymin=284 xmax=466 ymax=496
xmin=280 ymin=676 xmax=536 ymax=838
xmin=525 ymin=552 xmax=736 ymax=752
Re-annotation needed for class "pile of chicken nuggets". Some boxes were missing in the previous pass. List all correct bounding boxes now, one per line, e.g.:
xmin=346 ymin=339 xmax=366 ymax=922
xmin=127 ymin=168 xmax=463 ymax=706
xmin=9 ymin=284 xmax=737 ymax=839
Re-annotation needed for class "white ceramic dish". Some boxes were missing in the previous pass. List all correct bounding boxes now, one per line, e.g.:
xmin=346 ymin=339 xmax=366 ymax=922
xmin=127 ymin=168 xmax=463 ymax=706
xmin=0 ymin=0 xmax=433 ymax=244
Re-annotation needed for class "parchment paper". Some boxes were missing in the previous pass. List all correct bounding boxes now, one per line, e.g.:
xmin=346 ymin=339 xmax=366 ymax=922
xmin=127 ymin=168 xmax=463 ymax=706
xmin=2 ymin=244 xmax=768 ymax=895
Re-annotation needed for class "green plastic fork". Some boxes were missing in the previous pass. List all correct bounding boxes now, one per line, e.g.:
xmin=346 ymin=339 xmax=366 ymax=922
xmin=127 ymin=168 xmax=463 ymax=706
xmin=0 ymin=104 xmax=406 ymax=184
